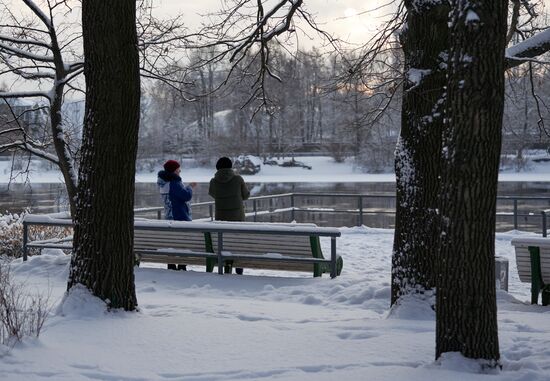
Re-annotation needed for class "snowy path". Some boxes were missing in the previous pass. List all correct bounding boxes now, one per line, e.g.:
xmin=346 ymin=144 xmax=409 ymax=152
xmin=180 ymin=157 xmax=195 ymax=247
xmin=1 ymin=227 xmax=549 ymax=380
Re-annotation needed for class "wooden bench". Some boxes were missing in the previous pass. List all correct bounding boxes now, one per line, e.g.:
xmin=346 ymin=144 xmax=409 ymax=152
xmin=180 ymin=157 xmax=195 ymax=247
xmin=511 ymin=237 xmax=550 ymax=305
xmin=22 ymin=215 xmax=343 ymax=278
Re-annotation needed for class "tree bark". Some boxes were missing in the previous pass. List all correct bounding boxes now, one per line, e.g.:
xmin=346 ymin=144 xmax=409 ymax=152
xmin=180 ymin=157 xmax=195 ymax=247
xmin=436 ymin=0 xmax=506 ymax=362
xmin=68 ymin=0 xmax=140 ymax=310
xmin=391 ymin=0 xmax=449 ymax=305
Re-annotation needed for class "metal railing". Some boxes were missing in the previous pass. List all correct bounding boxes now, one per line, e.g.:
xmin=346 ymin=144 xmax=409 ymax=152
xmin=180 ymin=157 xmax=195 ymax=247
xmin=541 ymin=209 xmax=550 ymax=237
xmin=136 ymin=192 xmax=550 ymax=235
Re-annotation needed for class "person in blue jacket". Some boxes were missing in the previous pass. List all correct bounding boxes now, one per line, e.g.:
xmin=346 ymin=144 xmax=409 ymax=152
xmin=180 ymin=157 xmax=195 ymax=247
xmin=157 ymin=159 xmax=196 ymax=221
xmin=157 ymin=160 xmax=196 ymax=270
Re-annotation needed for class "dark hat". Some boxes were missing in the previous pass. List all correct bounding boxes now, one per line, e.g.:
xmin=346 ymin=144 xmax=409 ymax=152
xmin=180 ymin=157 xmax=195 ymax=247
xmin=216 ymin=157 xmax=233 ymax=170
xmin=163 ymin=160 xmax=180 ymax=173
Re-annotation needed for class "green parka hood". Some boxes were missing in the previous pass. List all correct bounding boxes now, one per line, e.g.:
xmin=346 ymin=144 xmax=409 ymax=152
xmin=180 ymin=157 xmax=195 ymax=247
xmin=213 ymin=168 xmax=236 ymax=183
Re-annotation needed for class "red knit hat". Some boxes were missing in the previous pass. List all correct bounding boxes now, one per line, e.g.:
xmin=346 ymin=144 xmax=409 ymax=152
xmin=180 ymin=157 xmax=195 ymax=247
xmin=163 ymin=160 xmax=180 ymax=173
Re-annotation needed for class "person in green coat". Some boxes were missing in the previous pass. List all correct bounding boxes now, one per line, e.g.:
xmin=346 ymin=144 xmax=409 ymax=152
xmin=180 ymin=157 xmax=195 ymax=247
xmin=209 ymin=157 xmax=250 ymax=275
xmin=209 ymin=157 xmax=250 ymax=221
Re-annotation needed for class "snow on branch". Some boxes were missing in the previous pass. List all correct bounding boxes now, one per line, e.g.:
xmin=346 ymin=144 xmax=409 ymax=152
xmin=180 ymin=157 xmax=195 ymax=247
xmin=0 ymin=141 xmax=59 ymax=164
xmin=22 ymin=0 xmax=53 ymax=30
xmin=506 ymin=28 xmax=550 ymax=68
xmin=0 ymin=41 xmax=55 ymax=62
xmin=0 ymin=34 xmax=52 ymax=50
xmin=0 ymin=91 xmax=51 ymax=101
xmin=229 ymin=0 xmax=303 ymax=62
xmin=10 ymin=68 xmax=55 ymax=80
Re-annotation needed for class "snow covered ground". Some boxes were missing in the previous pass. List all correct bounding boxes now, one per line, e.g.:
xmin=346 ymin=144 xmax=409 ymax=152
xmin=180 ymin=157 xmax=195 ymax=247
xmin=1 ymin=227 xmax=549 ymax=381
xmin=2 ymin=156 xmax=550 ymax=184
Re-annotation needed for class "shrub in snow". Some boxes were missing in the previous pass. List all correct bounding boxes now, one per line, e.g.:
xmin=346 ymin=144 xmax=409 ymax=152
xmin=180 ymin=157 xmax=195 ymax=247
xmin=0 ymin=213 xmax=26 ymax=258
xmin=328 ymin=142 xmax=348 ymax=163
xmin=499 ymin=154 xmax=531 ymax=172
xmin=0 ymin=262 xmax=51 ymax=346
xmin=355 ymin=143 xmax=394 ymax=173
xmin=0 ymin=212 xmax=71 ymax=258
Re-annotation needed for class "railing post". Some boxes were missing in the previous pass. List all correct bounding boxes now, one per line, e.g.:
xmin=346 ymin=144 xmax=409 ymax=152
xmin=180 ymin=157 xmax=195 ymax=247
xmin=157 ymin=210 xmax=162 ymax=220
xmin=269 ymin=197 xmax=273 ymax=212
xmin=209 ymin=204 xmax=213 ymax=221
xmin=542 ymin=211 xmax=547 ymax=237
xmin=330 ymin=237 xmax=337 ymax=279
xmin=513 ymin=199 xmax=518 ymax=230
xmin=290 ymin=194 xmax=295 ymax=222
xmin=358 ymin=196 xmax=363 ymax=227
xmin=23 ymin=221 xmax=28 ymax=261
xmin=217 ymin=232 xmax=224 ymax=274
xmin=253 ymin=199 xmax=257 ymax=222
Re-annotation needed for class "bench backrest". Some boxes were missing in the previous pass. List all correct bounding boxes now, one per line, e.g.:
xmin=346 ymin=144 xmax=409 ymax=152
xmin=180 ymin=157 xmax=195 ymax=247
xmin=133 ymin=228 xmax=211 ymax=267
xmin=511 ymin=237 xmax=550 ymax=284
xmin=209 ymin=231 xmax=324 ymax=273
xmin=134 ymin=228 xmax=207 ymax=252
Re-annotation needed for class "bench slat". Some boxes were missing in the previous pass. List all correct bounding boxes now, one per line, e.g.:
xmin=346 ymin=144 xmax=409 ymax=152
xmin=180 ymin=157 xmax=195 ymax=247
xmin=27 ymin=243 xmax=72 ymax=250
xmin=210 ymin=234 xmax=312 ymax=257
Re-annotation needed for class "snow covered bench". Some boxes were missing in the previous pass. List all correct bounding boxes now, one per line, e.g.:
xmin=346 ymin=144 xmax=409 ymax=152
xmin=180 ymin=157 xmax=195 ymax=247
xmin=22 ymin=215 xmax=343 ymax=278
xmin=511 ymin=237 xmax=550 ymax=305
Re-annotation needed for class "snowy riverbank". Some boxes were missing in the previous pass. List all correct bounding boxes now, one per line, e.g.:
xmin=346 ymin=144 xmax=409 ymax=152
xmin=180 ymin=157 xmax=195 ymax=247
xmin=2 ymin=156 xmax=550 ymax=184
xmin=1 ymin=227 xmax=549 ymax=380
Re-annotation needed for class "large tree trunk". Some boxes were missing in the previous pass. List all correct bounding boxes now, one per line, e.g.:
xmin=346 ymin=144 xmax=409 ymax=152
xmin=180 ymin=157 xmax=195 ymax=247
xmin=391 ymin=0 xmax=449 ymax=305
xmin=436 ymin=0 xmax=506 ymax=361
xmin=68 ymin=0 xmax=140 ymax=311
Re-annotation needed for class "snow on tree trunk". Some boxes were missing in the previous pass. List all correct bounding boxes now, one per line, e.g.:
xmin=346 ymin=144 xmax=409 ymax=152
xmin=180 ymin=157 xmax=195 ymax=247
xmin=391 ymin=1 xmax=449 ymax=305
xmin=68 ymin=0 xmax=140 ymax=311
xmin=436 ymin=0 xmax=506 ymax=362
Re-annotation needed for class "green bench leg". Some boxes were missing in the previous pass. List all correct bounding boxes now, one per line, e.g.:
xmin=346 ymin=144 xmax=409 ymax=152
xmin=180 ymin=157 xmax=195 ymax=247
xmin=224 ymin=261 xmax=233 ymax=274
xmin=542 ymin=287 xmax=550 ymax=307
xmin=310 ymin=236 xmax=323 ymax=277
xmin=204 ymin=233 xmax=215 ymax=273
xmin=206 ymin=258 xmax=216 ymax=273
xmin=529 ymin=246 xmax=545 ymax=305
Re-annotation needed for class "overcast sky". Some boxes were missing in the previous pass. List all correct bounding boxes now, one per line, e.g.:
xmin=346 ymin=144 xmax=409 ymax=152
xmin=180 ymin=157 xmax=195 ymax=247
xmin=151 ymin=0 xmax=550 ymax=45
xmin=152 ymin=0 xmax=393 ymax=46
xmin=8 ymin=0 xmax=549 ymax=47
xmin=4 ymin=0 xmax=549 ymax=96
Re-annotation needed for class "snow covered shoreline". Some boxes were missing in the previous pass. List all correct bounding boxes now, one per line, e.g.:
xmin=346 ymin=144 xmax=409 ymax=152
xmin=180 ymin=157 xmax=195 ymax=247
xmin=1 ymin=227 xmax=549 ymax=380
xmin=2 ymin=156 xmax=550 ymax=184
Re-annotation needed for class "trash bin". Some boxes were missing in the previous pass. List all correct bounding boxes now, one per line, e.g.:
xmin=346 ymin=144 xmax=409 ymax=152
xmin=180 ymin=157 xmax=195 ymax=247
xmin=495 ymin=256 xmax=509 ymax=291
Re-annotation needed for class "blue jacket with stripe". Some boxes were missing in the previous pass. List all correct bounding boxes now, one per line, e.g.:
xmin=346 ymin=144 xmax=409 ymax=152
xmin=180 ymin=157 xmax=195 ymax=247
xmin=157 ymin=170 xmax=193 ymax=221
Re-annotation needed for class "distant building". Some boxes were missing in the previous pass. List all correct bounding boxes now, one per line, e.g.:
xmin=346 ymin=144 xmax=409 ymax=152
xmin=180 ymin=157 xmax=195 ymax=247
xmin=0 ymin=98 xmax=85 ymax=157
xmin=0 ymin=98 xmax=49 ymax=155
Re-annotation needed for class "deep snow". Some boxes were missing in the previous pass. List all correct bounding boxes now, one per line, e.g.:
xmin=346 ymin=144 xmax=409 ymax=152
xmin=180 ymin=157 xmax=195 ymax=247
xmin=1 ymin=227 xmax=549 ymax=381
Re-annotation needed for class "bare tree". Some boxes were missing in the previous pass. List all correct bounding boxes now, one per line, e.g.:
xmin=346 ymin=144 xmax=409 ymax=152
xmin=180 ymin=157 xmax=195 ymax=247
xmin=0 ymin=0 xmax=83 ymax=214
